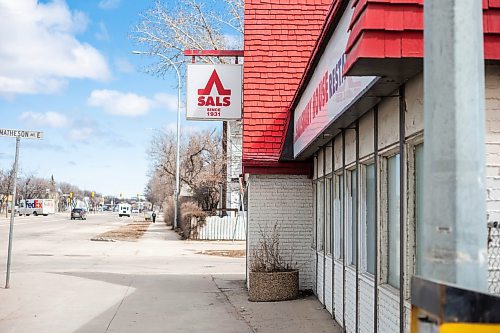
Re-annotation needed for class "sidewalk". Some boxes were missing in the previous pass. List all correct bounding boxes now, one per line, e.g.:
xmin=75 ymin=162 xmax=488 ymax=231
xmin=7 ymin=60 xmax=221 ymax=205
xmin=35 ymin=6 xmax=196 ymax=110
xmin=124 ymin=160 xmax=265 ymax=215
xmin=0 ymin=216 xmax=340 ymax=332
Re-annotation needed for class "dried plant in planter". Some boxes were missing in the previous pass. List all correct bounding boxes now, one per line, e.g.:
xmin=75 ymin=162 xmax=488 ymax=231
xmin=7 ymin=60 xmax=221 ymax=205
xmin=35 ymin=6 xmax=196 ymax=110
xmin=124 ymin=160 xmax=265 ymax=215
xmin=249 ymin=224 xmax=299 ymax=302
xmin=250 ymin=224 xmax=297 ymax=272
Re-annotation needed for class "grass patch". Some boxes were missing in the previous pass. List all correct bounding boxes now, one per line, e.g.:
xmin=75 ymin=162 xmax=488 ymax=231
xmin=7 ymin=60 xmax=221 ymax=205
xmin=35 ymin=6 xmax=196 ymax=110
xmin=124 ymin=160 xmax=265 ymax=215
xmin=91 ymin=222 xmax=151 ymax=242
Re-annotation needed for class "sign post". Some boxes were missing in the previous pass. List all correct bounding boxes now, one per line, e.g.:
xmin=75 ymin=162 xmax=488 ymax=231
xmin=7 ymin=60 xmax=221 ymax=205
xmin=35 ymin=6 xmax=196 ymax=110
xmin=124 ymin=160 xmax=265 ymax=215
xmin=1 ymin=128 xmax=43 ymax=289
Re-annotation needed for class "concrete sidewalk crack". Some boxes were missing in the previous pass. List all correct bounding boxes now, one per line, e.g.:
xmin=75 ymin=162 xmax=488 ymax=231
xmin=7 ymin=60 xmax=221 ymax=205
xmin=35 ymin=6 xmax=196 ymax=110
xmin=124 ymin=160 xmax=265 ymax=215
xmin=210 ymin=275 xmax=257 ymax=333
xmin=104 ymin=276 xmax=135 ymax=333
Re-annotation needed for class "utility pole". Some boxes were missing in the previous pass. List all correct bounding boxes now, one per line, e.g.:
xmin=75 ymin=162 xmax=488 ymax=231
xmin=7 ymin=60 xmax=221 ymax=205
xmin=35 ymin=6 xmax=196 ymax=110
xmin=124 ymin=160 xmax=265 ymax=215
xmin=222 ymin=121 xmax=228 ymax=215
xmin=422 ymin=0 xmax=487 ymax=292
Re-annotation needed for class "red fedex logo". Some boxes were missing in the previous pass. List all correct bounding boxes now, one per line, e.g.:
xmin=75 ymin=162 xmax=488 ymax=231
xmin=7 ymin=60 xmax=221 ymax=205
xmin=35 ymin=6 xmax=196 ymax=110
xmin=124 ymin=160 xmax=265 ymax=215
xmin=197 ymin=69 xmax=232 ymax=107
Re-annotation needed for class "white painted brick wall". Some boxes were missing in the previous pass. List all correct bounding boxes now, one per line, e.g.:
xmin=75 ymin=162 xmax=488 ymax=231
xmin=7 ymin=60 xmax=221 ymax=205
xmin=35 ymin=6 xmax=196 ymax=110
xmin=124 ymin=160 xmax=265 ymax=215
xmin=316 ymin=253 xmax=334 ymax=315
xmin=334 ymin=260 xmax=344 ymax=326
xmin=378 ymin=286 xmax=400 ymax=333
xmin=317 ymin=253 xmax=325 ymax=301
xmin=404 ymin=301 xmax=411 ymax=333
xmin=345 ymin=268 xmax=357 ymax=333
xmin=247 ymin=174 xmax=314 ymax=290
xmin=486 ymin=65 xmax=500 ymax=223
xmin=325 ymin=256 xmax=333 ymax=314
xmin=359 ymin=275 xmax=375 ymax=333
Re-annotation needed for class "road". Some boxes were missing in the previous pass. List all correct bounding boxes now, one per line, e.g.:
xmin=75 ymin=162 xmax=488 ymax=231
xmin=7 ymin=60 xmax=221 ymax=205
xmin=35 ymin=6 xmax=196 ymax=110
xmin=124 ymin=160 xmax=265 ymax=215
xmin=0 ymin=212 xmax=249 ymax=333
xmin=0 ymin=212 xmax=338 ymax=333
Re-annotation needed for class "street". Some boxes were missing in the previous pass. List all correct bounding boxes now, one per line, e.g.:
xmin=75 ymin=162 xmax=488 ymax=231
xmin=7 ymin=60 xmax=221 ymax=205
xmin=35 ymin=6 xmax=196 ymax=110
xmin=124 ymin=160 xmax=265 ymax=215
xmin=0 ymin=213 xmax=338 ymax=333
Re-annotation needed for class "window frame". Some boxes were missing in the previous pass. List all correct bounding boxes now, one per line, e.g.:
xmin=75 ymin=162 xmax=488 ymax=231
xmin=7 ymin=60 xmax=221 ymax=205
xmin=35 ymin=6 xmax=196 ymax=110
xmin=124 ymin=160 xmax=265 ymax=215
xmin=346 ymin=166 xmax=358 ymax=267
xmin=378 ymin=144 xmax=401 ymax=290
xmin=333 ymin=171 xmax=345 ymax=260
xmin=316 ymin=178 xmax=325 ymax=252
xmin=360 ymin=158 xmax=376 ymax=277
xmin=325 ymin=174 xmax=333 ymax=256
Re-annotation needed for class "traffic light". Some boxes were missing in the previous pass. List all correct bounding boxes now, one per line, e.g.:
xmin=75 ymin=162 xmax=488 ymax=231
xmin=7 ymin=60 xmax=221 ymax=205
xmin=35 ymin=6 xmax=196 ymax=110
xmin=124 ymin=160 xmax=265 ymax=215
xmin=91 ymin=191 xmax=95 ymax=198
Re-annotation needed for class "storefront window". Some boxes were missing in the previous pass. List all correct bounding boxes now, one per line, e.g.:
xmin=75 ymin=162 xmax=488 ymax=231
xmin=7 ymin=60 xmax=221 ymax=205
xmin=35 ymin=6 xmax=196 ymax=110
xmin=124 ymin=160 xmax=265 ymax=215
xmin=349 ymin=169 xmax=357 ymax=266
xmin=387 ymin=154 xmax=400 ymax=288
xmin=334 ymin=174 xmax=344 ymax=259
xmin=325 ymin=177 xmax=332 ymax=255
xmin=364 ymin=163 xmax=376 ymax=275
xmin=317 ymin=179 xmax=324 ymax=252
xmin=415 ymin=144 xmax=424 ymax=275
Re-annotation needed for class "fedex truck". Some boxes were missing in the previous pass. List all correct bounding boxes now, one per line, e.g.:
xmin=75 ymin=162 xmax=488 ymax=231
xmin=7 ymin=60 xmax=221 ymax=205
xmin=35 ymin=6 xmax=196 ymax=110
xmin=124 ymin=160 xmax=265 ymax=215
xmin=18 ymin=199 xmax=55 ymax=216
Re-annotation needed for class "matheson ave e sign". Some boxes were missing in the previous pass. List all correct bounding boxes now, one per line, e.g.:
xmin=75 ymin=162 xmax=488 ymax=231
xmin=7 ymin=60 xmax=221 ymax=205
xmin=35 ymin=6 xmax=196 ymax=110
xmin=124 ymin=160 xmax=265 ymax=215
xmin=186 ymin=64 xmax=242 ymax=120
xmin=0 ymin=128 xmax=43 ymax=140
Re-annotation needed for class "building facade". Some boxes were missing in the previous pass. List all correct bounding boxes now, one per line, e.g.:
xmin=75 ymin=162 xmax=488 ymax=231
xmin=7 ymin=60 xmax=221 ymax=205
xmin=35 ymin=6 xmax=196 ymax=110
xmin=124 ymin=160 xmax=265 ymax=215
xmin=243 ymin=1 xmax=500 ymax=333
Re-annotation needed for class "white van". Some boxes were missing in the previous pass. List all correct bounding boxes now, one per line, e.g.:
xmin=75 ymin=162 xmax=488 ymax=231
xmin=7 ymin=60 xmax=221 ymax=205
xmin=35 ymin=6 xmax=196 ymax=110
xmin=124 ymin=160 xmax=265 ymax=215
xmin=19 ymin=199 xmax=55 ymax=216
xmin=118 ymin=203 xmax=131 ymax=217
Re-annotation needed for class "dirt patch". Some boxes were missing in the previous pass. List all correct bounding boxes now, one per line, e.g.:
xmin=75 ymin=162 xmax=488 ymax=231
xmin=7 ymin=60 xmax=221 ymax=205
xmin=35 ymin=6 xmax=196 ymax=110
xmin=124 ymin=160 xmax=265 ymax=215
xmin=91 ymin=222 xmax=151 ymax=242
xmin=197 ymin=249 xmax=246 ymax=258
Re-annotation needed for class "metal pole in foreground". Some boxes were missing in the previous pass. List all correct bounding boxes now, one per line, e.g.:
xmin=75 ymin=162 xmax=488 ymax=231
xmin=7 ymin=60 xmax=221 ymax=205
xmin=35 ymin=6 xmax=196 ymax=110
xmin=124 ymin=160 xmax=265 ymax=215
xmin=5 ymin=137 xmax=20 ymax=289
xmin=423 ymin=0 xmax=487 ymax=292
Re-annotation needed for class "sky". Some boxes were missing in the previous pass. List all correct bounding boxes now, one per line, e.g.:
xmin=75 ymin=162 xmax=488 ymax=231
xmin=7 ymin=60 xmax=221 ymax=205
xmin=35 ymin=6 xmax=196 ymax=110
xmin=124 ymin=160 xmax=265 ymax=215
xmin=0 ymin=0 xmax=218 ymax=198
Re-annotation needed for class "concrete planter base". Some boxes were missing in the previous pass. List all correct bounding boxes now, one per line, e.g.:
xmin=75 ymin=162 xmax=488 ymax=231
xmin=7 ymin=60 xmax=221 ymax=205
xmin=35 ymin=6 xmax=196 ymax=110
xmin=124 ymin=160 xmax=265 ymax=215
xmin=248 ymin=270 xmax=299 ymax=302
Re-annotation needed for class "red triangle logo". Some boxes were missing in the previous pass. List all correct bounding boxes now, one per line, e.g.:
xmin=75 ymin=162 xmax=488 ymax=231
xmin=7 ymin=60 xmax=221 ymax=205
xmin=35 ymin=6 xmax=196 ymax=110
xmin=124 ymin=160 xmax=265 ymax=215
xmin=198 ymin=70 xmax=231 ymax=96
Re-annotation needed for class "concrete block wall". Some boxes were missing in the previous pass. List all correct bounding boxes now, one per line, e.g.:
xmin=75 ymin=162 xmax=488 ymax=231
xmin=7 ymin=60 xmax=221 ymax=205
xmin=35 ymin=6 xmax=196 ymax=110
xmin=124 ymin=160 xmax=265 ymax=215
xmin=247 ymin=174 xmax=314 ymax=290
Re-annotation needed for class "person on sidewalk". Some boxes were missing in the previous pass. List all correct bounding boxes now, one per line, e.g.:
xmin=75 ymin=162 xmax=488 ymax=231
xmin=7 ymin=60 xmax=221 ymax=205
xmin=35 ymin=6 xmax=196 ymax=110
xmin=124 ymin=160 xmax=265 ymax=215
xmin=152 ymin=211 xmax=156 ymax=223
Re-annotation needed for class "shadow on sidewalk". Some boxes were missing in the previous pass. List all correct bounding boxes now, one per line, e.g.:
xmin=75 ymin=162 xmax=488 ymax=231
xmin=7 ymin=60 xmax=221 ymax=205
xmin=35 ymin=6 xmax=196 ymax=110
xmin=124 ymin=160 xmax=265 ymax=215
xmin=55 ymin=271 xmax=339 ymax=333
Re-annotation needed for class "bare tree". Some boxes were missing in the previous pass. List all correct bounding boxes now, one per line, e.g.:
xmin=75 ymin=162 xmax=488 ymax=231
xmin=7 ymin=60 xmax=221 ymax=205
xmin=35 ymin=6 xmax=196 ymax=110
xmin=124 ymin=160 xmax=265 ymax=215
xmin=149 ymin=129 xmax=224 ymax=211
xmin=17 ymin=175 xmax=52 ymax=200
xmin=0 ymin=165 xmax=16 ymax=217
xmin=132 ymin=0 xmax=243 ymax=75
xmin=145 ymin=169 xmax=173 ymax=209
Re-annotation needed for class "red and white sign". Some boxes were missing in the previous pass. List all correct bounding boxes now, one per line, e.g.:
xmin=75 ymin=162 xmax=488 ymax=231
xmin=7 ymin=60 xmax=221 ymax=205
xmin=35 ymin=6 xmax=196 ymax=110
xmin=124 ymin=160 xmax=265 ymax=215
xmin=293 ymin=0 xmax=378 ymax=157
xmin=186 ymin=64 xmax=242 ymax=120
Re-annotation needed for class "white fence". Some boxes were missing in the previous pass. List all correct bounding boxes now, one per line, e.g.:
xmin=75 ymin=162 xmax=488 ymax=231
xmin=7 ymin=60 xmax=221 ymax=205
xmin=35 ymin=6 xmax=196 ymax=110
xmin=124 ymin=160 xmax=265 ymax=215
xmin=192 ymin=212 xmax=246 ymax=240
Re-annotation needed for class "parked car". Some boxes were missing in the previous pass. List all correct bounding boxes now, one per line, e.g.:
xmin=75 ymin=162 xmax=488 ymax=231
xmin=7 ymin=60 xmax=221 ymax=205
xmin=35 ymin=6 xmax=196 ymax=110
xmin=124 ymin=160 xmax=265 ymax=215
xmin=71 ymin=208 xmax=87 ymax=220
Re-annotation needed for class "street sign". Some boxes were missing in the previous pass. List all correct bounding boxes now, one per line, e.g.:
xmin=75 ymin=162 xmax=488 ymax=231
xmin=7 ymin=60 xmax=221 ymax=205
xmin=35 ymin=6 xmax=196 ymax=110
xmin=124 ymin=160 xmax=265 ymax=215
xmin=0 ymin=128 xmax=43 ymax=140
xmin=1 ymin=127 xmax=43 ymax=288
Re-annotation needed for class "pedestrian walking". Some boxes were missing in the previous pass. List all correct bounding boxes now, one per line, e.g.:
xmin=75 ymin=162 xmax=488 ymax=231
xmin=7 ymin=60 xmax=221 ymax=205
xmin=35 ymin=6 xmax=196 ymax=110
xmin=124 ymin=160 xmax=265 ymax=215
xmin=152 ymin=211 xmax=156 ymax=223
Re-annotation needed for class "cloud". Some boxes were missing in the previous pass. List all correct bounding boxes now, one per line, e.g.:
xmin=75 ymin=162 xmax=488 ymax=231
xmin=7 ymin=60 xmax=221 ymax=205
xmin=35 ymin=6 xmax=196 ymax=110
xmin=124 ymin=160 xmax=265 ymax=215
xmin=0 ymin=0 xmax=111 ymax=96
xmin=19 ymin=111 xmax=70 ymax=128
xmin=165 ymin=123 xmax=205 ymax=135
xmin=69 ymin=127 xmax=94 ymax=141
xmin=22 ymin=141 xmax=67 ymax=152
xmin=98 ymin=0 xmax=121 ymax=9
xmin=115 ymin=58 xmax=134 ymax=74
xmin=95 ymin=22 xmax=109 ymax=41
xmin=153 ymin=93 xmax=180 ymax=112
xmin=88 ymin=89 xmax=153 ymax=117
xmin=87 ymin=90 xmax=183 ymax=117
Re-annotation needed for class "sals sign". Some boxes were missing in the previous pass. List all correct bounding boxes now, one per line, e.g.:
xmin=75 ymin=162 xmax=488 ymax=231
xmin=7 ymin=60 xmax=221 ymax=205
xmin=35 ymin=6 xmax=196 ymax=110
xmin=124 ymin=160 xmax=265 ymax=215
xmin=186 ymin=64 xmax=242 ymax=120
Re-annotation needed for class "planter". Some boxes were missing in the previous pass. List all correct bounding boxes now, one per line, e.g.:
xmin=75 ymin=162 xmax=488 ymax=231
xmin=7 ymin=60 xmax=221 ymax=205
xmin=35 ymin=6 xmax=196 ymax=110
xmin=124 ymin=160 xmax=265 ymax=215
xmin=248 ymin=270 xmax=299 ymax=302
